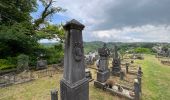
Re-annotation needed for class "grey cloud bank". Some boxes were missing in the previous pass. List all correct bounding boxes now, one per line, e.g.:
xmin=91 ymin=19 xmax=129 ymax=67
xmin=54 ymin=0 xmax=170 ymax=42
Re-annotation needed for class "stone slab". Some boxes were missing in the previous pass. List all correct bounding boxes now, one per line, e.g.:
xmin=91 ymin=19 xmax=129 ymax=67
xmin=94 ymin=80 xmax=105 ymax=89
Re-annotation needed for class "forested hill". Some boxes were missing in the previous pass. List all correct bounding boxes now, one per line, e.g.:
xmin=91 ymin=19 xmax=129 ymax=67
xmin=41 ymin=41 xmax=170 ymax=54
xmin=83 ymin=41 xmax=170 ymax=54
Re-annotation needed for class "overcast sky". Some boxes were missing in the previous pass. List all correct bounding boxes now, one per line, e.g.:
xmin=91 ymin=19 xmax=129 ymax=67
xmin=35 ymin=0 xmax=170 ymax=43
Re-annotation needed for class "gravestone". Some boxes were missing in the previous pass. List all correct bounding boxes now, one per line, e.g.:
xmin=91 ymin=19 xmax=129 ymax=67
xmin=134 ymin=79 xmax=140 ymax=100
xmin=94 ymin=43 xmax=110 ymax=89
xmin=96 ymin=43 xmax=110 ymax=82
xmin=120 ymin=70 xmax=124 ymax=80
xmin=112 ymin=45 xmax=121 ymax=75
xmin=125 ymin=63 xmax=129 ymax=73
xmin=60 ymin=19 xmax=89 ymax=100
xmin=137 ymin=75 xmax=142 ymax=93
xmin=137 ymin=67 xmax=143 ymax=77
xmin=36 ymin=60 xmax=47 ymax=70
xmin=51 ymin=89 xmax=58 ymax=100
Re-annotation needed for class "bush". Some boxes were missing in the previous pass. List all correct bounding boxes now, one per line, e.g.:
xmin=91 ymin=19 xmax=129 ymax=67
xmin=133 ymin=47 xmax=152 ymax=54
xmin=17 ymin=54 xmax=29 ymax=71
xmin=45 ymin=44 xmax=64 ymax=64
xmin=0 ymin=59 xmax=16 ymax=70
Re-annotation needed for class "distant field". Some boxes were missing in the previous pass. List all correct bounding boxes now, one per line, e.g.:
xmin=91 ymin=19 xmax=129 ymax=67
xmin=0 ymin=55 xmax=170 ymax=100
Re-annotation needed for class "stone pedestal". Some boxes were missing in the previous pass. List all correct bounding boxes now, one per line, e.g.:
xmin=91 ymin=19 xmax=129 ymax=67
xmin=94 ymin=80 xmax=105 ymax=89
xmin=60 ymin=19 xmax=89 ymax=100
xmin=60 ymin=78 xmax=89 ymax=100
xmin=97 ymin=70 xmax=110 ymax=83
xmin=112 ymin=65 xmax=121 ymax=76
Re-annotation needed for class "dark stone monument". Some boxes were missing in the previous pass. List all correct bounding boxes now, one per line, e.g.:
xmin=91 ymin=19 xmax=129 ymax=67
xmin=137 ymin=75 xmax=142 ymax=93
xmin=134 ymin=79 xmax=140 ymax=100
xmin=137 ymin=67 xmax=143 ymax=77
xmin=36 ymin=60 xmax=47 ymax=70
xmin=112 ymin=45 xmax=121 ymax=75
xmin=125 ymin=63 xmax=129 ymax=73
xmin=60 ymin=19 xmax=89 ymax=100
xmin=94 ymin=43 xmax=110 ymax=89
xmin=137 ymin=67 xmax=142 ymax=93
xmin=96 ymin=43 xmax=110 ymax=82
xmin=51 ymin=89 xmax=58 ymax=100
xmin=120 ymin=70 xmax=125 ymax=80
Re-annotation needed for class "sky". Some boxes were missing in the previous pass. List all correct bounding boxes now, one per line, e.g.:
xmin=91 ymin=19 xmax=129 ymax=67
xmin=32 ymin=0 xmax=170 ymax=43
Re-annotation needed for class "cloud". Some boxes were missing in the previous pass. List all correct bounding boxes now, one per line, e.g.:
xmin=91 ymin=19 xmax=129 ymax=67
xmin=85 ymin=25 xmax=170 ymax=42
xmin=52 ymin=0 xmax=170 ymax=42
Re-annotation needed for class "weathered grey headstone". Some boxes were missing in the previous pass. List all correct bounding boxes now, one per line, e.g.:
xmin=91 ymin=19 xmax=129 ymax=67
xmin=120 ymin=70 xmax=124 ymax=80
xmin=125 ymin=63 xmax=129 ymax=73
xmin=85 ymin=69 xmax=92 ymax=80
xmin=112 ymin=45 xmax=121 ymax=75
xmin=51 ymin=89 xmax=58 ymax=100
xmin=137 ymin=67 xmax=143 ymax=77
xmin=36 ymin=60 xmax=47 ymax=70
xmin=137 ymin=75 xmax=142 ymax=93
xmin=60 ymin=19 xmax=89 ymax=100
xmin=134 ymin=79 xmax=140 ymax=100
xmin=96 ymin=43 xmax=110 ymax=82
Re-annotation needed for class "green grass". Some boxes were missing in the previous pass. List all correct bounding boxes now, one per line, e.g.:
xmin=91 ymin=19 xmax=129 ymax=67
xmin=135 ymin=55 xmax=170 ymax=100
xmin=0 ymin=55 xmax=170 ymax=100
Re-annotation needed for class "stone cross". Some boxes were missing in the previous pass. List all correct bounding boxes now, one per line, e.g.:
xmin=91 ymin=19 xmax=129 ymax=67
xmin=60 ymin=19 xmax=89 ymax=100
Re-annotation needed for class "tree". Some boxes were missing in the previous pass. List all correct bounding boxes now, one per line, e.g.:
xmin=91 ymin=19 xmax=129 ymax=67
xmin=0 ymin=0 xmax=37 ymax=25
xmin=0 ymin=0 xmax=65 ymax=65
xmin=33 ymin=0 xmax=65 ymax=30
xmin=36 ymin=23 xmax=65 ymax=42
xmin=0 ymin=23 xmax=38 ymax=57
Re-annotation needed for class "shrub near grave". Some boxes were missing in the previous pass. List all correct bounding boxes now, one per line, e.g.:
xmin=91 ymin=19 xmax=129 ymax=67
xmin=0 ymin=59 xmax=16 ymax=70
xmin=17 ymin=54 xmax=29 ymax=72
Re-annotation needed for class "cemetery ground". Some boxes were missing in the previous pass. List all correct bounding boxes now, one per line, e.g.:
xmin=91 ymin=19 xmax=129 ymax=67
xmin=0 ymin=55 xmax=170 ymax=100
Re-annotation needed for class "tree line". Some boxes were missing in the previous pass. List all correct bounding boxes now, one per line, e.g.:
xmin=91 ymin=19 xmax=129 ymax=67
xmin=0 ymin=0 xmax=65 ymax=70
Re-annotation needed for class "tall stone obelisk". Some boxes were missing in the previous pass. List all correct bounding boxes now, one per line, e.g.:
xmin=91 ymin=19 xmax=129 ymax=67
xmin=60 ymin=19 xmax=89 ymax=100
